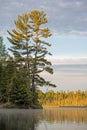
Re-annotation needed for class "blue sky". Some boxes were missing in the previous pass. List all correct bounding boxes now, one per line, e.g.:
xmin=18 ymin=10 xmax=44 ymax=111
xmin=48 ymin=36 xmax=87 ymax=58
xmin=0 ymin=0 xmax=87 ymax=91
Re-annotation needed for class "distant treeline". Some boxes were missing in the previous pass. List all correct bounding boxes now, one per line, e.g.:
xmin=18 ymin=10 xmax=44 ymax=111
xmin=37 ymin=90 xmax=87 ymax=107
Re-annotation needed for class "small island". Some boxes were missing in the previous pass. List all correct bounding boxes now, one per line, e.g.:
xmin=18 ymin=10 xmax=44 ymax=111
xmin=0 ymin=10 xmax=56 ymax=109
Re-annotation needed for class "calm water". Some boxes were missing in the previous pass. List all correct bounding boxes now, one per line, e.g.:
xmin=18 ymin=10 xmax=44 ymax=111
xmin=0 ymin=108 xmax=87 ymax=130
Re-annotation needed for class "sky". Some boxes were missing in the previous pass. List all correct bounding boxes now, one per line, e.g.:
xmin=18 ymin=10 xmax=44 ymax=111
xmin=0 ymin=0 xmax=87 ymax=91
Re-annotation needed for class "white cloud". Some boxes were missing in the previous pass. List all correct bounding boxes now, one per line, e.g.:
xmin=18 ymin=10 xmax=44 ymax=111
xmin=58 ymin=1 xmax=82 ymax=8
xmin=0 ymin=0 xmax=87 ymax=37
xmin=46 ymin=55 xmax=87 ymax=65
xmin=52 ymin=30 xmax=87 ymax=37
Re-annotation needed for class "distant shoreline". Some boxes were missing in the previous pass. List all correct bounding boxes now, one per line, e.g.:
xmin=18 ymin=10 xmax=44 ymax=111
xmin=43 ymin=106 xmax=87 ymax=109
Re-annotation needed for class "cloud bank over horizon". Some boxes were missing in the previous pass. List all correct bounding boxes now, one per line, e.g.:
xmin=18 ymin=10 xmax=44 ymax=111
xmin=47 ymin=56 xmax=87 ymax=65
xmin=0 ymin=0 xmax=87 ymax=36
xmin=40 ymin=63 xmax=87 ymax=92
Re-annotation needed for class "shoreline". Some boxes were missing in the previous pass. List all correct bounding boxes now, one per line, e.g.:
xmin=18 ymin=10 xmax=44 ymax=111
xmin=43 ymin=105 xmax=87 ymax=109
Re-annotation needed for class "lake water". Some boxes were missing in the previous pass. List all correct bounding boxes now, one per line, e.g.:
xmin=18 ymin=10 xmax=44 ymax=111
xmin=0 ymin=108 xmax=87 ymax=130
xmin=40 ymin=64 xmax=87 ymax=92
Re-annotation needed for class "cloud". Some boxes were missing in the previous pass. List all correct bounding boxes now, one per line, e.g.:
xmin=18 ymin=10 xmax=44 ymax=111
xmin=47 ymin=55 xmax=87 ymax=65
xmin=58 ymin=1 xmax=82 ymax=8
xmin=0 ymin=0 xmax=87 ymax=36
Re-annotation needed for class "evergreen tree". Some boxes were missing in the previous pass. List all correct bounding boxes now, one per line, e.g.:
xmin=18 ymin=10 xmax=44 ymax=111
xmin=0 ymin=37 xmax=8 ymax=58
xmin=29 ymin=10 xmax=56 ymax=103
xmin=10 ymin=74 xmax=33 ymax=107
xmin=7 ymin=10 xmax=56 ymax=106
xmin=0 ymin=36 xmax=8 ymax=102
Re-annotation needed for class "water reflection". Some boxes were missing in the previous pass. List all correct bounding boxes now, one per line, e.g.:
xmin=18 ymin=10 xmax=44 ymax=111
xmin=43 ymin=108 xmax=87 ymax=124
xmin=0 ymin=109 xmax=42 ymax=130
xmin=0 ymin=108 xmax=87 ymax=130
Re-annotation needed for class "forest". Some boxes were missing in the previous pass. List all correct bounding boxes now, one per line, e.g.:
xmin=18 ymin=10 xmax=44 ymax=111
xmin=37 ymin=90 xmax=87 ymax=107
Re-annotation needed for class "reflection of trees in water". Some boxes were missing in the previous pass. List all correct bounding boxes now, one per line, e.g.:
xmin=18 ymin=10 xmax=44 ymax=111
xmin=0 ymin=108 xmax=87 ymax=130
xmin=0 ymin=109 xmax=42 ymax=130
xmin=42 ymin=108 xmax=87 ymax=124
